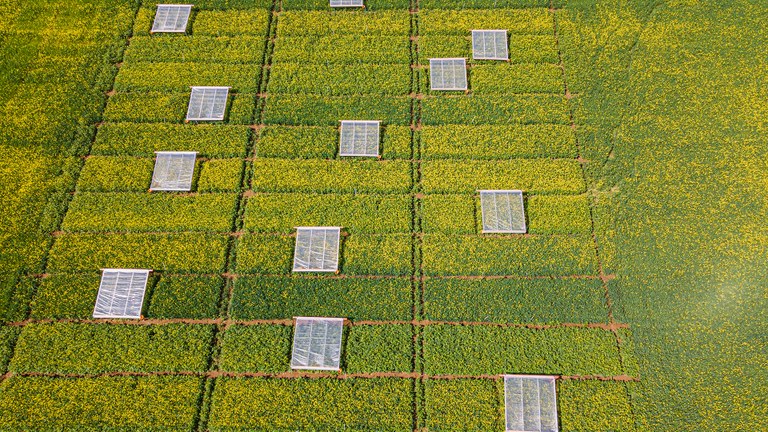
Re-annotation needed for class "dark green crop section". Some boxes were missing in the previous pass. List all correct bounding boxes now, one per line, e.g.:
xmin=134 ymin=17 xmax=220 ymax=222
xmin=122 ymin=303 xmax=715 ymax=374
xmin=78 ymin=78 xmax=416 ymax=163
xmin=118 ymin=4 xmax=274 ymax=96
xmin=0 ymin=326 xmax=19 ymax=374
xmin=422 ymin=234 xmax=598 ymax=276
xmin=114 ymin=62 xmax=260 ymax=93
xmin=471 ymin=63 xmax=564 ymax=94
xmin=268 ymin=63 xmax=411 ymax=96
xmin=421 ymin=194 xmax=591 ymax=234
xmin=31 ymin=274 xmax=222 ymax=320
xmin=257 ymin=125 xmax=411 ymax=159
xmin=62 ymin=193 xmax=238 ymax=232
xmin=230 ymin=276 xmax=412 ymax=321
xmin=421 ymin=95 xmax=570 ymax=125
xmin=235 ymin=234 xmax=412 ymax=275
xmin=104 ymin=92 xmax=254 ymax=124
xmin=424 ymin=278 xmax=607 ymax=323
xmin=219 ymin=325 xmax=292 ymax=373
xmin=263 ymin=95 xmax=411 ymax=126
xmin=243 ymin=194 xmax=411 ymax=234
xmin=559 ymin=381 xmax=636 ymax=432
xmin=421 ymin=159 xmax=584 ymax=194
xmin=193 ymin=9 xmax=271 ymax=36
xmin=10 ymin=323 xmax=214 ymax=374
xmin=424 ymin=379 xmax=502 ymax=432
xmin=0 ymin=376 xmax=202 ymax=431
xmin=47 ymin=233 xmax=229 ymax=273
xmin=277 ymin=11 xmax=410 ymax=36
xmin=423 ymin=325 xmax=624 ymax=376
xmin=419 ymin=8 xmax=552 ymax=34
xmin=148 ymin=275 xmax=223 ymax=319
xmin=421 ymin=124 xmax=576 ymax=159
xmin=124 ymin=36 xmax=265 ymax=64
xmin=208 ymin=378 xmax=413 ymax=431
xmin=93 ymin=123 xmax=248 ymax=158
xmin=250 ymin=159 xmax=411 ymax=193
xmin=418 ymin=34 xmax=559 ymax=64
xmin=345 ymin=324 xmax=413 ymax=373
xmin=282 ymin=0 xmax=408 ymax=10
xmin=76 ymin=156 xmax=153 ymax=192
xmin=272 ymin=35 xmax=411 ymax=64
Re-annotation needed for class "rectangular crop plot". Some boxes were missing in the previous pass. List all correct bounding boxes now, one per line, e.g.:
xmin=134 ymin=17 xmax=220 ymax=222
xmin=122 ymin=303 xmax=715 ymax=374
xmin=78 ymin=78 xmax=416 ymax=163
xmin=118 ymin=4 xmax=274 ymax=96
xmin=339 ymin=120 xmax=380 ymax=157
xmin=290 ymin=317 xmax=344 ymax=370
xmin=150 ymin=151 xmax=197 ymax=191
xmin=330 ymin=0 xmax=364 ymax=6
xmin=186 ymin=86 xmax=229 ymax=121
xmin=429 ymin=58 xmax=467 ymax=91
xmin=93 ymin=269 xmax=151 ymax=319
xmin=504 ymin=375 xmax=559 ymax=432
xmin=472 ymin=30 xmax=509 ymax=60
xmin=293 ymin=227 xmax=341 ymax=272
xmin=151 ymin=5 xmax=192 ymax=33
xmin=480 ymin=190 xmax=526 ymax=233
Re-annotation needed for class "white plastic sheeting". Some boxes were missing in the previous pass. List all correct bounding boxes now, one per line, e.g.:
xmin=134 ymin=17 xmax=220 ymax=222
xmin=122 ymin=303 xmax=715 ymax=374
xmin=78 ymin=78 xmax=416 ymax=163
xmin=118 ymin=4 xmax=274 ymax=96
xmin=330 ymin=0 xmax=364 ymax=6
xmin=480 ymin=190 xmax=526 ymax=233
xmin=429 ymin=58 xmax=468 ymax=91
xmin=339 ymin=120 xmax=380 ymax=157
xmin=292 ymin=227 xmax=341 ymax=272
xmin=186 ymin=86 xmax=229 ymax=121
xmin=290 ymin=317 xmax=345 ymax=370
xmin=504 ymin=375 xmax=559 ymax=432
xmin=93 ymin=269 xmax=151 ymax=319
xmin=150 ymin=151 xmax=197 ymax=191
xmin=472 ymin=30 xmax=509 ymax=60
xmin=151 ymin=5 xmax=192 ymax=33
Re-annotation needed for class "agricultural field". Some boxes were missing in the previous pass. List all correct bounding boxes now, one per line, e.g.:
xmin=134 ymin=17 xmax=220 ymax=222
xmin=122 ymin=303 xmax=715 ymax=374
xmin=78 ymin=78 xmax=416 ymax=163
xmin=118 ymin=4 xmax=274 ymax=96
xmin=0 ymin=0 xmax=765 ymax=431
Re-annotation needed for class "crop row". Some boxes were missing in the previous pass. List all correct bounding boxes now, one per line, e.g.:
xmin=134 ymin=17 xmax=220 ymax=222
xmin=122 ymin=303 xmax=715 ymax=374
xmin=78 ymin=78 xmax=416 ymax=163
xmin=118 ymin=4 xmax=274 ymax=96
xmin=273 ymin=35 xmax=411 ymax=64
xmin=134 ymin=7 xmax=270 ymax=37
xmin=268 ymin=63 xmax=412 ymax=96
xmin=418 ymin=34 xmax=559 ymax=64
xmin=419 ymin=8 xmax=553 ymax=35
xmin=421 ymin=63 xmax=564 ymax=94
xmin=62 ymin=193 xmax=239 ymax=233
xmin=239 ymin=192 xmax=590 ymax=235
xmin=113 ymin=62 xmax=261 ymax=93
xmin=43 ymin=231 xmax=596 ymax=276
xmin=257 ymin=125 xmax=411 ymax=159
xmin=421 ymin=124 xmax=576 ymax=159
xmin=93 ymin=123 xmax=249 ymax=158
xmin=31 ymin=274 xmax=224 ymax=320
xmin=0 ymin=375 xmax=633 ymax=431
xmin=103 ymin=91 xmax=254 ymax=123
xmin=26 ymin=274 xmax=608 ymax=324
xmin=277 ymin=11 xmax=410 ymax=36
xmin=77 ymin=156 xmax=242 ymax=192
xmin=422 ymin=193 xmax=591 ymax=234
xmin=124 ymin=36 xmax=266 ymax=64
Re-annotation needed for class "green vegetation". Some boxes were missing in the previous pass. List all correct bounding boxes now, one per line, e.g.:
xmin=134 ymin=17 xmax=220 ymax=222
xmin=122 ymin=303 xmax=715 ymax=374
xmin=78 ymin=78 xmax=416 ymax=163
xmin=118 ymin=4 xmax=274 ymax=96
xmin=424 ymin=379 xmax=502 ymax=431
xmin=424 ymin=278 xmax=607 ymax=324
xmin=423 ymin=325 xmax=625 ymax=376
xmin=208 ymin=378 xmax=413 ymax=431
xmin=421 ymin=95 xmax=570 ymax=125
xmin=273 ymin=36 xmax=411 ymax=64
xmin=230 ymin=276 xmax=412 ymax=321
xmin=0 ymin=376 xmax=202 ymax=431
xmin=218 ymin=324 xmax=292 ymax=373
xmin=421 ymin=124 xmax=576 ymax=159
xmin=257 ymin=125 xmax=411 ymax=159
xmin=269 ymin=63 xmax=411 ymax=96
xmin=263 ymin=95 xmax=411 ymax=125
xmin=10 ymin=323 xmax=214 ymax=374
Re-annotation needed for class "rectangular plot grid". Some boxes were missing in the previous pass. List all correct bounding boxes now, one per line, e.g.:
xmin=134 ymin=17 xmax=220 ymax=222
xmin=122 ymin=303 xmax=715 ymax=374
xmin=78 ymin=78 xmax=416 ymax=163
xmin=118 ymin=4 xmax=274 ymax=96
xmin=504 ymin=375 xmax=559 ymax=432
xmin=480 ymin=190 xmax=526 ymax=233
xmin=292 ymin=227 xmax=341 ymax=272
xmin=339 ymin=120 xmax=380 ymax=157
xmin=151 ymin=4 xmax=192 ymax=33
xmin=472 ymin=30 xmax=509 ymax=60
xmin=330 ymin=0 xmax=364 ymax=6
xmin=186 ymin=86 xmax=229 ymax=121
xmin=290 ymin=317 xmax=345 ymax=370
xmin=150 ymin=151 xmax=197 ymax=191
xmin=429 ymin=58 xmax=468 ymax=91
xmin=93 ymin=269 xmax=151 ymax=319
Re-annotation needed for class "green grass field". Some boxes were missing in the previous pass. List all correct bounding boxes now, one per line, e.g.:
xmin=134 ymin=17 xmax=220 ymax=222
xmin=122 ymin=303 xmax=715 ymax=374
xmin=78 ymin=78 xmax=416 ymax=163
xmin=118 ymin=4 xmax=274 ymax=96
xmin=0 ymin=0 xmax=765 ymax=430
